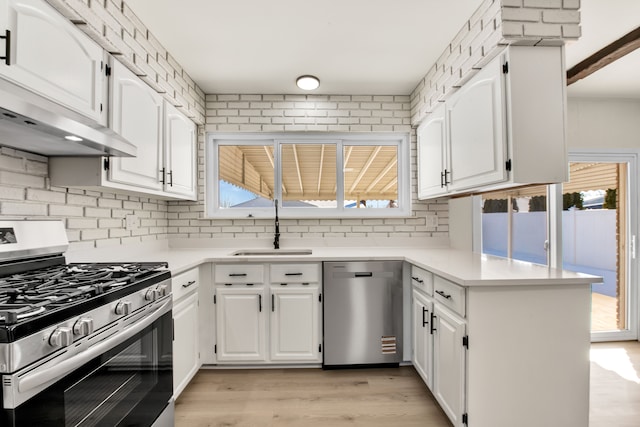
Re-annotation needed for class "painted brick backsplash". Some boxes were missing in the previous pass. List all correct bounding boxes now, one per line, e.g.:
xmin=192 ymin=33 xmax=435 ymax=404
xmin=0 ymin=148 xmax=169 ymax=252
xmin=161 ymin=94 xmax=449 ymax=241
xmin=44 ymin=0 xmax=206 ymax=124
xmin=410 ymin=0 xmax=580 ymax=125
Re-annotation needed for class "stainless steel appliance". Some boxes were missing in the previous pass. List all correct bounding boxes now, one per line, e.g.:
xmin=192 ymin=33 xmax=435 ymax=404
xmin=0 ymin=220 xmax=173 ymax=427
xmin=323 ymin=261 xmax=403 ymax=368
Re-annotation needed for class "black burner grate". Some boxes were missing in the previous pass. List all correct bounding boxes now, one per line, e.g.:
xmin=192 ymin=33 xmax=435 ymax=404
xmin=0 ymin=262 xmax=168 ymax=326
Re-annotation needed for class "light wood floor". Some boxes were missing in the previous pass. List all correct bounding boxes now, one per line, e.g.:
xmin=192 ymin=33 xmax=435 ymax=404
xmin=176 ymin=341 xmax=640 ymax=427
xmin=591 ymin=293 xmax=618 ymax=331
xmin=175 ymin=367 xmax=451 ymax=427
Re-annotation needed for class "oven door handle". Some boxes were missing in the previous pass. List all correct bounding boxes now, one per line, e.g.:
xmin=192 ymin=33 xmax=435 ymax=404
xmin=18 ymin=298 xmax=172 ymax=394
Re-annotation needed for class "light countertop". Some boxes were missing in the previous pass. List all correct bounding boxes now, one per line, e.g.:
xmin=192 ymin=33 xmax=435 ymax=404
xmin=68 ymin=241 xmax=600 ymax=287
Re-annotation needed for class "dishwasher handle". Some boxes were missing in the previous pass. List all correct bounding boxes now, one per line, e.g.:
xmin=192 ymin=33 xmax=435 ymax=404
xmin=354 ymin=272 xmax=373 ymax=277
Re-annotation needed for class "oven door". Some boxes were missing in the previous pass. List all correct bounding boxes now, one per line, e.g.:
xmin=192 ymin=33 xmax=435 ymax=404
xmin=2 ymin=300 xmax=173 ymax=427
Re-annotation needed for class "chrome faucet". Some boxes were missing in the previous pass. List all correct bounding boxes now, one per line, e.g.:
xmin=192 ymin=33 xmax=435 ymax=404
xmin=274 ymin=199 xmax=280 ymax=250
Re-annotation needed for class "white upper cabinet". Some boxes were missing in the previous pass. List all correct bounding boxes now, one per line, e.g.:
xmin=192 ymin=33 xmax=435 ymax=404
xmin=417 ymin=45 xmax=567 ymax=199
xmin=447 ymin=57 xmax=506 ymax=192
xmin=164 ymin=101 xmax=197 ymax=199
xmin=417 ymin=103 xmax=447 ymax=199
xmin=109 ymin=60 xmax=163 ymax=191
xmin=0 ymin=0 xmax=106 ymax=124
xmin=50 ymin=67 xmax=198 ymax=201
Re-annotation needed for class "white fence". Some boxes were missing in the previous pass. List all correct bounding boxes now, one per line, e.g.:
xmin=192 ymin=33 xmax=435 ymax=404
xmin=483 ymin=210 xmax=617 ymax=294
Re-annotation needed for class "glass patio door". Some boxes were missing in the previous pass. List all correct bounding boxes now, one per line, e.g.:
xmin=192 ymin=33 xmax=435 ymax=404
xmin=562 ymin=154 xmax=637 ymax=341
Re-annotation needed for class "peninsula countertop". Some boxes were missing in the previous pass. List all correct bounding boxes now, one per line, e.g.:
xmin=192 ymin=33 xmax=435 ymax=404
xmin=67 ymin=242 xmax=600 ymax=287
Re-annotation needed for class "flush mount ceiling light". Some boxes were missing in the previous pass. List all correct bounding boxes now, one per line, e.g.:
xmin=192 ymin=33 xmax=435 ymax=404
xmin=296 ymin=75 xmax=320 ymax=91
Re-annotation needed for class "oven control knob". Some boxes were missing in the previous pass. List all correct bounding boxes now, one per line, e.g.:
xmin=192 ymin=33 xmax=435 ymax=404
xmin=115 ymin=300 xmax=132 ymax=316
xmin=49 ymin=327 xmax=73 ymax=348
xmin=145 ymin=289 xmax=157 ymax=302
xmin=73 ymin=317 xmax=94 ymax=336
xmin=157 ymin=284 xmax=169 ymax=297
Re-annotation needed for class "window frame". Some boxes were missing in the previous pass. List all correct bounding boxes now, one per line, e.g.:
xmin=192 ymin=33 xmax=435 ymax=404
xmin=205 ymin=132 xmax=411 ymax=219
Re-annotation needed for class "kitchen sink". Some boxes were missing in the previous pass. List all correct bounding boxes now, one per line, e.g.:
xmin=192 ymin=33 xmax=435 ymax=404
xmin=231 ymin=249 xmax=313 ymax=256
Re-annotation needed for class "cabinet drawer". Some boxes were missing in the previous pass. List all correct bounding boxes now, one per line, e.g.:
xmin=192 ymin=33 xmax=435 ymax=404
xmin=411 ymin=265 xmax=433 ymax=295
xmin=433 ymin=276 xmax=466 ymax=317
xmin=215 ymin=264 xmax=264 ymax=285
xmin=270 ymin=263 xmax=320 ymax=284
xmin=172 ymin=268 xmax=200 ymax=301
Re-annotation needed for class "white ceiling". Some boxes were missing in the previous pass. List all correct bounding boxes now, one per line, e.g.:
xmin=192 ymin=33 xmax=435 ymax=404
xmin=126 ymin=0 xmax=483 ymax=95
xmin=127 ymin=0 xmax=640 ymax=98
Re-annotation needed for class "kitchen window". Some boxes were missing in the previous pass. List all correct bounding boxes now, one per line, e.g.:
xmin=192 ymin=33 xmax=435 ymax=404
xmin=205 ymin=133 xmax=410 ymax=218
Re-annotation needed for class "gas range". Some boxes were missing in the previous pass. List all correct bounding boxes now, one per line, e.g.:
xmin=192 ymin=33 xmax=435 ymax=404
xmin=0 ymin=220 xmax=174 ymax=427
xmin=0 ymin=260 xmax=170 ymax=344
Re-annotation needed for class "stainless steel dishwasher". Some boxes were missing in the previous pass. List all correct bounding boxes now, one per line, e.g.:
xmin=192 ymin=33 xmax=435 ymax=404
xmin=323 ymin=261 xmax=403 ymax=368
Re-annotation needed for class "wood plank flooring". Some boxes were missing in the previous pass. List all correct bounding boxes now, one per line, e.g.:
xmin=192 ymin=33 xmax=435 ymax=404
xmin=176 ymin=341 xmax=640 ymax=427
xmin=175 ymin=367 xmax=451 ymax=427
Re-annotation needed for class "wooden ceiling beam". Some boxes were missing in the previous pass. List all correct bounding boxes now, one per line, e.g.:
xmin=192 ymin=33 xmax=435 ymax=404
xmin=349 ymin=146 xmax=382 ymax=194
xmin=292 ymin=144 xmax=304 ymax=193
xmin=567 ymin=26 xmax=640 ymax=86
xmin=317 ymin=144 xmax=325 ymax=195
xmin=365 ymin=158 xmax=397 ymax=193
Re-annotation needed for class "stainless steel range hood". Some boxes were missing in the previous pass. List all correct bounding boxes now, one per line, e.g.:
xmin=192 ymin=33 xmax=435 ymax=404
xmin=0 ymin=80 xmax=136 ymax=157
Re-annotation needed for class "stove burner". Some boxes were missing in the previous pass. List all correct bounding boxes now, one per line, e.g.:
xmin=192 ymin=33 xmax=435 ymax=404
xmin=0 ymin=262 xmax=168 ymax=325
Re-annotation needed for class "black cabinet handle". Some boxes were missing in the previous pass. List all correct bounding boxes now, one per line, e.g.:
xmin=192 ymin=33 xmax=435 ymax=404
xmin=0 ymin=30 xmax=10 ymax=66
xmin=229 ymin=273 xmax=247 ymax=277
xmin=168 ymin=170 xmax=173 ymax=186
xmin=440 ymin=171 xmax=445 ymax=188
xmin=435 ymin=290 xmax=452 ymax=299
xmin=430 ymin=312 xmax=437 ymax=334
xmin=182 ymin=280 xmax=196 ymax=288
xmin=259 ymin=294 xmax=262 ymax=312
xmin=422 ymin=307 xmax=428 ymax=327
xmin=159 ymin=167 xmax=166 ymax=184
xmin=411 ymin=276 xmax=424 ymax=284
xmin=444 ymin=169 xmax=451 ymax=185
xmin=354 ymin=272 xmax=373 ymax=277
xmin=271 ymin=294 xmax=275 ymax=312
xmin=285 ymin=272 xmax=303 ymax=276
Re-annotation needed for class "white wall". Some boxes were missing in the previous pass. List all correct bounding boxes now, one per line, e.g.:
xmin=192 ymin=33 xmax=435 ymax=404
xmin=567 ymin=98 xmax=640 ymax=149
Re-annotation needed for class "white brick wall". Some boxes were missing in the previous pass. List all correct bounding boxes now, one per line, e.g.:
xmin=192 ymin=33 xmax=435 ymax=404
xmin=0 ymin=148 xmax=169 ymax=252
xmin=410 ymin=0 xmax=580 ymax=125
xmin=162 ymin=94 xmax=449 ymax=241
xmin=44 ymin=0 xmax=206 ymax=124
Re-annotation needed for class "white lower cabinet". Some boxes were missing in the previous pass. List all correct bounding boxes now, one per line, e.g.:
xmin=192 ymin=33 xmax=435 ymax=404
xmin=412 ymin=289 xmax=433 ymax=388
xmin=432 ymin=304 xmax=466 ymax=426
xmin=214 ymin=263 xmax=322 ymax=365
xmin=215 ymin=286 xmax=267 ymax=362
xmin=173 ymin=292 xmax=199 ymax=397
xmin=270 ymin=285 xmax=321 ymax=362
xmin=411 ymin=263 xmax=591 ymax=427
xmin=172 ymin=267 xmax=201 ymax=399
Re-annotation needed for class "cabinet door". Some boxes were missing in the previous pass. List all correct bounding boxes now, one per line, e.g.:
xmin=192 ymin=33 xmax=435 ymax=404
xmin=215 ymin=287 xmax=267 ymax=362
xmin=412 ymin=290 xmax=434 ymax=388
xmin=417 ymin=103 xmax=447 ymax=199
xmin=447 ymin=57 xmax=507 ymax=192
xmin=433 ymin=304 xmax=466 ymax=426
xmin=164 ymin=102 xmax=197 ymax=199
xmin=270 ymin=285 xmax=321 ymax=362
xmin=109 ymin=60 xmax=163 ymax=190
xmin=0 ymin=0 xmax=106 ymax=124
xmin=173 ymin=292 xmax=199 ymax=398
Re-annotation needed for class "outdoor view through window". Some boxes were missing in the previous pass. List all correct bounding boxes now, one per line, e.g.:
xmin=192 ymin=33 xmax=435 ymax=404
xmin=216 ymin=141 xmax=400 ymax=212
